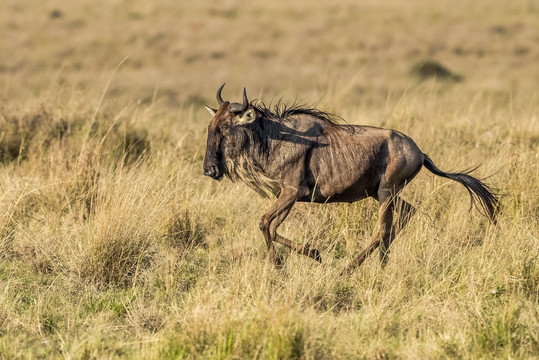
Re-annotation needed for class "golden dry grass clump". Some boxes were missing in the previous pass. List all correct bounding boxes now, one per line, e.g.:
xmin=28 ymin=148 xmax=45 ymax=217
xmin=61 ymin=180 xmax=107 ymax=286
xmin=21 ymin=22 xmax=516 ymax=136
xmin=0 ymin=0 xmax=538 ymax=358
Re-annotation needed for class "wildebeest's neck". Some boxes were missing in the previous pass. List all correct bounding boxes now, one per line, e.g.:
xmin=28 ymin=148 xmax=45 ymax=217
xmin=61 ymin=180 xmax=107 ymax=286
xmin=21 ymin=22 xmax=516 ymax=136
xmin=223 ymin=117 xmax=280 ymax=198
xmin=225 ymin=114 xmax=333 ymax=198
xmin=225 ymin=114 xmax=334 ymax=196
xmin=248 ymin=115 xmax=328 ymax=164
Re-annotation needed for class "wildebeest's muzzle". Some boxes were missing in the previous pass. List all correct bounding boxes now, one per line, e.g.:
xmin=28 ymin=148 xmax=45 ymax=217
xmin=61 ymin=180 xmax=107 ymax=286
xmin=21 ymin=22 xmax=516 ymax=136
xmin=203 ymin=131 xmax=224 ymax=180
xmin=203 ymin=163 xmax=221 ymax=180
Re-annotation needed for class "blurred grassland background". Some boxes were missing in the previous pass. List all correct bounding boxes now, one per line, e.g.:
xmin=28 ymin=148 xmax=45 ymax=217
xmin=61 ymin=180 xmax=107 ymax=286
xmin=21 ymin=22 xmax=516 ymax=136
xmin=0 ymin=0 xmax=538 ymax=358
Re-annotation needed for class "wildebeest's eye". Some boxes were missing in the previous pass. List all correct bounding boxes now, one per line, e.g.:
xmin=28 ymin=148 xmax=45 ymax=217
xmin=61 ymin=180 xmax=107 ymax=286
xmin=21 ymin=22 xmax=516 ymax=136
xmin=221 ymin=124 xmax=230 ymax=131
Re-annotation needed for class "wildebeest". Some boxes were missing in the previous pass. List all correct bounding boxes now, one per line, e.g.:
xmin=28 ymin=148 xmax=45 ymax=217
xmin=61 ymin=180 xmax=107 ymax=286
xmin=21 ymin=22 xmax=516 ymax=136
xmin=203 ymin=84 xmax=499 ymax=273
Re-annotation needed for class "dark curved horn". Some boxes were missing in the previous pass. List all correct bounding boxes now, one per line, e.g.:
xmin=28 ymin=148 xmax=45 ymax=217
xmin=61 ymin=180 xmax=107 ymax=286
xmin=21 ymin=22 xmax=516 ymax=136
xmin=228 ymin=88 xmax=249 ymax=112
xmin=216 ymin=83 xmax=226 ymax=106
xmin=242 ymin=87 xmax=248 ymax=108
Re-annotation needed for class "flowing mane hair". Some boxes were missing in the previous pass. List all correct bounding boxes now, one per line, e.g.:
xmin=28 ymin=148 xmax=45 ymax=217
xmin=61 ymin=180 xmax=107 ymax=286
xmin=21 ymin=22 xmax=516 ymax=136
xmin=251 ymin=99 xmax=348 ymax=129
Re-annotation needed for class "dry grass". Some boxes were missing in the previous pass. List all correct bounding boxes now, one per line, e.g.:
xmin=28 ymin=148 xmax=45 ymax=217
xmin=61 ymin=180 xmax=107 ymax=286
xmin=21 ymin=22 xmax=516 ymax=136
xmin=0 ymin=0 xmax=538 ymax=358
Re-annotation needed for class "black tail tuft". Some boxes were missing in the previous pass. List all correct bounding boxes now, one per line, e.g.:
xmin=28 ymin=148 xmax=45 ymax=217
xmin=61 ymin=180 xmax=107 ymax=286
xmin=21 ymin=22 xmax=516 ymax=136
xmin=423 ymin=154 xmax=499 ymax=223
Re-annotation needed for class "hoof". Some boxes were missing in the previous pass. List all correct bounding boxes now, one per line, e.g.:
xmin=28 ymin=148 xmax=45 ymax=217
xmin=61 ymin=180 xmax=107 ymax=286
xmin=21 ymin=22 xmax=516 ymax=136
xmin=310 ymin=248 xmax=322 ymax=263
xmin=304 ymin=244 xmax=322 ymax=263
xmin=270 ymin=254 xmax=283 ymax=269
xmin=379 ymin=251 xmax=390 ymax=268
xmin=339 ymin=264 xmax=356 ymax=276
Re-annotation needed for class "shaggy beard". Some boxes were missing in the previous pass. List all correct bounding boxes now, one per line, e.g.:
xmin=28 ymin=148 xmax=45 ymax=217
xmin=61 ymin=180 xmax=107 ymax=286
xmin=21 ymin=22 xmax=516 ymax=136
xmin=224 ymin=155 xmax=281 ymax=199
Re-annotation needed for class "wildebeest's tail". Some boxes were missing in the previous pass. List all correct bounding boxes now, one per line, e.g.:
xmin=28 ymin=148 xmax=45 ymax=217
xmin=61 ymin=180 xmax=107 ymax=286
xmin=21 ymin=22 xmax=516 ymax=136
xmin=423 ymin=154 xmax=499 ymax=223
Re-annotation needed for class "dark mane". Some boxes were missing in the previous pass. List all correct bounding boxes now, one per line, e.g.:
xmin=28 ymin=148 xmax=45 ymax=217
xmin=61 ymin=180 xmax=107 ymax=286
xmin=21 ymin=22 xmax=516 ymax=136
xmin=252 ymin=100 xmax=346 ymax=128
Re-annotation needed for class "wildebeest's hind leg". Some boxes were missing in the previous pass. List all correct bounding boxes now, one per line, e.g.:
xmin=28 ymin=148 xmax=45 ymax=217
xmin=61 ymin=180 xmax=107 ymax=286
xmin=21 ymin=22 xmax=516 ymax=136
xmin=379 ymin=197 xmax=416 ymax=266
xmin=395 ymin=197 xmax=416 ymax=231
xmin=271 ymin=209 xmax=322 ymax=263
xmin=341 ymin=194 xmax=395 ymax=275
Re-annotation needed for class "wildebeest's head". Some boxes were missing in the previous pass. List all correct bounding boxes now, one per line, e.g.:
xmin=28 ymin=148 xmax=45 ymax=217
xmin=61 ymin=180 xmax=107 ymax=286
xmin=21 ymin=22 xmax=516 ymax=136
xmin=203 ymin=83 xmax=259 ymax=180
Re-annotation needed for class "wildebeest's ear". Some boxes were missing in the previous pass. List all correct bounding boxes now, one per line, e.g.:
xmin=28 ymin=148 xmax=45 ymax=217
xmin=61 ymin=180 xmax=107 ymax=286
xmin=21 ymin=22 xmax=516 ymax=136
xmin=237 ymin=108 xmax=257 ymax=125
xmin=205 ymin=105 xmax=217 ymax=116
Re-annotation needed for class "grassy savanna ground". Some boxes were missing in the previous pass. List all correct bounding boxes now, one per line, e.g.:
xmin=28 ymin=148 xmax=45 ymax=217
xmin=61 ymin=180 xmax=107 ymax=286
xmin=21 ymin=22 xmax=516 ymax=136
xmin=1 ymin=0 xmax=538 ymax=358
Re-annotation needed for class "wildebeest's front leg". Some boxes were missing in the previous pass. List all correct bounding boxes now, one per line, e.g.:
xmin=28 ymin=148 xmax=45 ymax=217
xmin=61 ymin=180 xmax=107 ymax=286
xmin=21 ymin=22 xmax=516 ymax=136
xmin=271 ymin=209 xmax=322 ymax=263
xmin=259 ymin=187 xmax=298 ymax=266
xmin=259 ymin=186 xmax=321 ymax=265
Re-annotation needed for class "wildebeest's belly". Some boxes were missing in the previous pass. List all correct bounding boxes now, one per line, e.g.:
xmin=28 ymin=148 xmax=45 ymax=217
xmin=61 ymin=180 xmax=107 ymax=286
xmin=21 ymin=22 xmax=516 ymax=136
xmin=298 ymin=188 xmax=373 ymax=203
xmin=298 ymin=173 xmax=380 ymax=203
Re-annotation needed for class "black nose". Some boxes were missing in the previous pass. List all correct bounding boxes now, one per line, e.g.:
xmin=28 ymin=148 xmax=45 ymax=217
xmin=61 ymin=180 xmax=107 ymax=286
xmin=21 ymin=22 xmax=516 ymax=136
xmin=203 ymin=165 xmax=218 ymax=179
